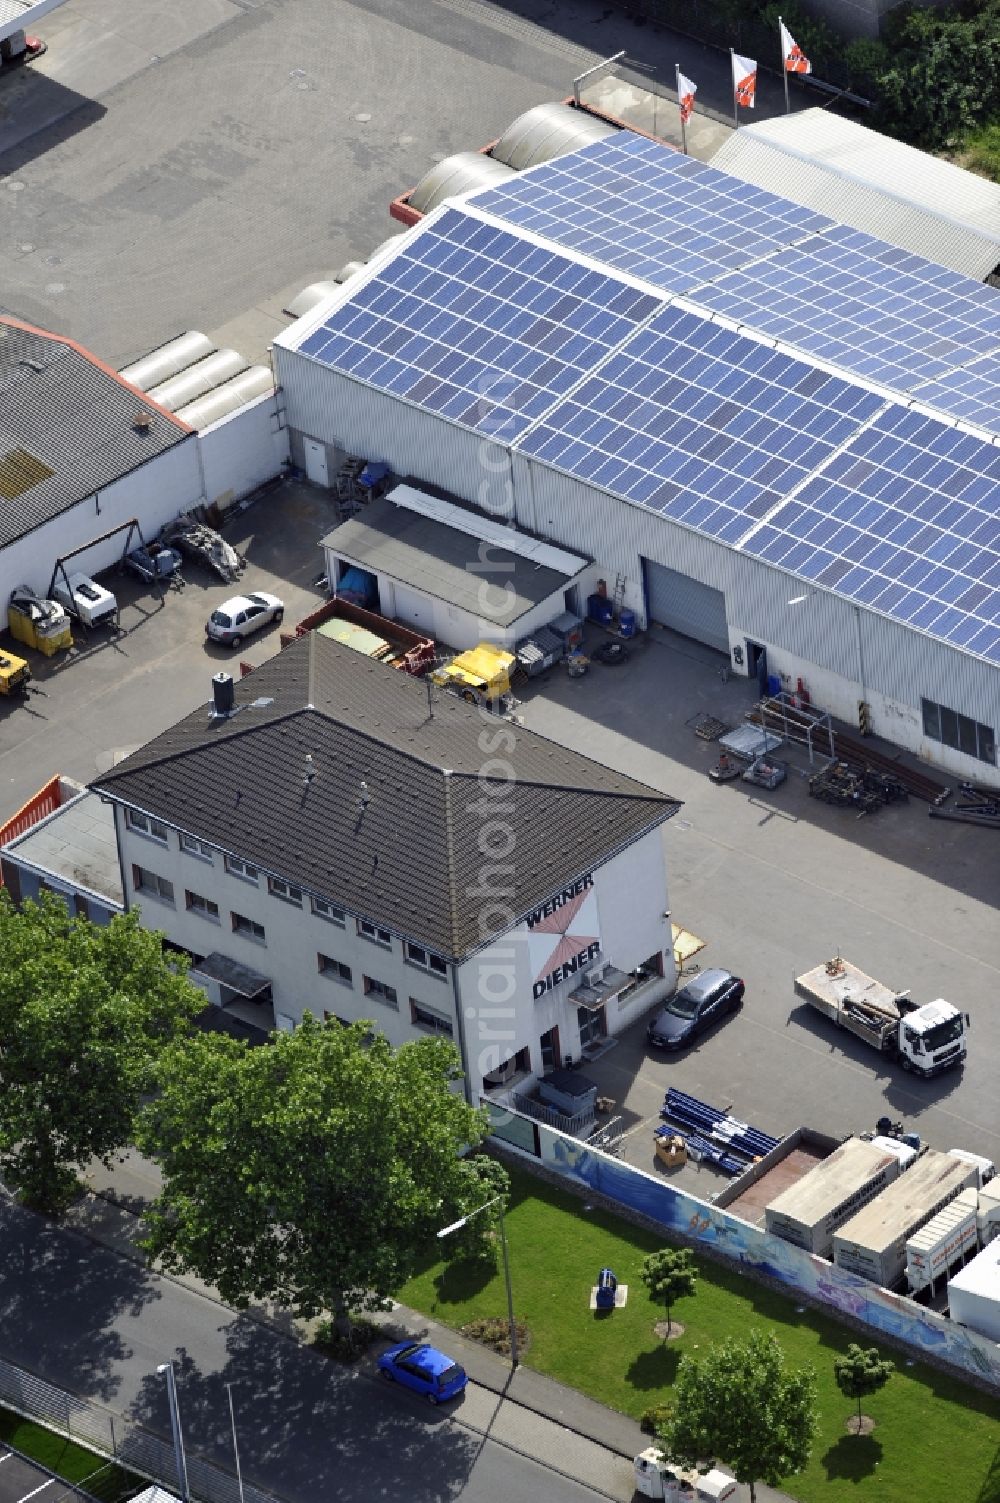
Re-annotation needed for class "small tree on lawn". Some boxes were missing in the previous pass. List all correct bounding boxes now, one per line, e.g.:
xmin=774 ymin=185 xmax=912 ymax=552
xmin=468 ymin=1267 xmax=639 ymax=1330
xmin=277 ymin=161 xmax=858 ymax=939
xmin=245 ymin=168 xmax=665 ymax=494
xmin=0 ymin=893 xmax=205 ymax=1213
xmin=641 ymin=1247 xmax=697 ymax=1335
xmin=834 ymin=1344 xmax=893 ymax=1433
xmin=138 ymin=1014 xmax=494 ymax=1336
xmin=657 ymin=1330 xmax=817 ymax=1503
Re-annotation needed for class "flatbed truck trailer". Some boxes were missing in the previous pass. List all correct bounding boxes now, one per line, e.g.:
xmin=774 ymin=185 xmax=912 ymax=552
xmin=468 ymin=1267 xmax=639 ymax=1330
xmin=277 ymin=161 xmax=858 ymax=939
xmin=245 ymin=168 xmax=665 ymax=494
xmin=795 ymin=957 xmax=968 ymax=1076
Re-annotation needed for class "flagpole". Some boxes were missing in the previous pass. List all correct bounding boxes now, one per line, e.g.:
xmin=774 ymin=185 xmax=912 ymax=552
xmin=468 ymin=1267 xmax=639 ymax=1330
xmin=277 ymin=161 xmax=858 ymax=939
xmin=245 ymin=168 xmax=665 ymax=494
xmin=675 ymin=64 xmax=688 ymax=155
xmin=730 ymin=48 xmax=739 ymax=127
xmin=779 ymin=16 xmax=790 ymax=114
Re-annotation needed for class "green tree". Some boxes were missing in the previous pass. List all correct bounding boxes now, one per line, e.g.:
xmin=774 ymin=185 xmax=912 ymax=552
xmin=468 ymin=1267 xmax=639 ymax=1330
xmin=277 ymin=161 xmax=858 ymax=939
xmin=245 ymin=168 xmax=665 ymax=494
xmin=0 ymin=893 xmax=205 ymax=1212
xmin=834 ymin=1343 xmax=894 ymax=1432
xmin=442 ymin=1154 xmax=510 ymax=1266
xmin=640 ymin=1247 xmax=697 ymax=1335
xmin=138 ymin=1014 xmax=493 ymax=1335
xmin=657 ymin=1330 xmax=817 ymax=1503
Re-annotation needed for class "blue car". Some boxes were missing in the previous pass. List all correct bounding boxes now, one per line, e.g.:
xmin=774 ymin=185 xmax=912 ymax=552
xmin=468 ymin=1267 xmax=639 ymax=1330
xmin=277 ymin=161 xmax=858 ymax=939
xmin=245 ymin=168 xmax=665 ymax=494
xmin=377 ymin=1340 xmax=468 ymax=1403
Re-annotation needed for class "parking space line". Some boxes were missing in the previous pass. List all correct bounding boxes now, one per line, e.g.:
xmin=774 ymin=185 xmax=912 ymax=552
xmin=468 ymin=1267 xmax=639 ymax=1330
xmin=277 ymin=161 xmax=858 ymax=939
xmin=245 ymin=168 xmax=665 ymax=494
xmin=17 ymin=1482 xmax=56 ymax=1503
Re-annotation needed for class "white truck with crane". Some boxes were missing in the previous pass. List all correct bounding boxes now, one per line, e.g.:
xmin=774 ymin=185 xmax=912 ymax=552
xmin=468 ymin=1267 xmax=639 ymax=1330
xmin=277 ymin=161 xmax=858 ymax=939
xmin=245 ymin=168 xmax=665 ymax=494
xmin=794 ymin=956 xmax=969 ymax=1077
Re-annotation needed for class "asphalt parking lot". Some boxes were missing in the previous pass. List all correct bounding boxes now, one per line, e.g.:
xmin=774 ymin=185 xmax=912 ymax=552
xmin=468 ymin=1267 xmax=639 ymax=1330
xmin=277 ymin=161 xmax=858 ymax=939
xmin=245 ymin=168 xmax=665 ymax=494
xmin=0 ymin=1444 xmax=91 ymax=1503
xmin=0 ymin=481 xmax=336 ymax=815
xmin=516 ymin=630 xmax=1000 ymax=1175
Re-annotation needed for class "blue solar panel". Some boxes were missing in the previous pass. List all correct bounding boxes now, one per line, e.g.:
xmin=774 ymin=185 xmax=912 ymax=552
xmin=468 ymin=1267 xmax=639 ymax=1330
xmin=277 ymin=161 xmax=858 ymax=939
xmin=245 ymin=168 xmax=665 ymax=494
xmin=518 ymin=303 xmax=885 ymax=543
xmin=693 ymin=225 xmax=1000 ymax=429
xmin=472 ymin=134 xmax=833 ymax=297
xmin=741 ymin=406 xmax=1000 ymax=663
xmin=299 ymin=207 xmax=662 ymax=438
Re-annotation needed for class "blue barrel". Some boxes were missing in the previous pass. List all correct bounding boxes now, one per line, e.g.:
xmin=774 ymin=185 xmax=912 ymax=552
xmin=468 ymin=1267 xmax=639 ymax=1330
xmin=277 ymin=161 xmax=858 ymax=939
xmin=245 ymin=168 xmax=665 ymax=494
xmin=767 ymin=673 xmax=781 ymax=697
xmin=619 ymin=608 xmax=636 ymax=639
xmin=588 ymin=593 xmax=613 ymax=625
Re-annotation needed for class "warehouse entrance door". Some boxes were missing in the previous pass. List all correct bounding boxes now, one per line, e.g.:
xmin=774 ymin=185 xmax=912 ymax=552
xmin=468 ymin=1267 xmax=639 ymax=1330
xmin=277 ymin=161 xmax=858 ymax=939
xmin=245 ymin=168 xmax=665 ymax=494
xmin=303 ymin=437 xmax=329 ymax=487
xmin=643 ymin=560 xmax=729 ymax=653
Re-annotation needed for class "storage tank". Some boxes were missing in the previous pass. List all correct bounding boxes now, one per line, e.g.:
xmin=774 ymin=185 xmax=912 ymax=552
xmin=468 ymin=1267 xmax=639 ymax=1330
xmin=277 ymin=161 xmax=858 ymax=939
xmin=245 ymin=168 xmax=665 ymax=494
xmin=146 ymin=350 xmax=248 ymax=413
xmin=492 ymin=101 xmax=618 ymax=171
xmin=409 ymin=152 xmax=516 ymax=216
xmin=119 ymin=331 xmax=215 ymax=392
xmin=765 ymin=1137 xmax=902 ymax=1259
xmin=948 ymin=1240 xmax=1000 ymax=1341
xmin=833 ymin=1150 xmax=979 ymax=1289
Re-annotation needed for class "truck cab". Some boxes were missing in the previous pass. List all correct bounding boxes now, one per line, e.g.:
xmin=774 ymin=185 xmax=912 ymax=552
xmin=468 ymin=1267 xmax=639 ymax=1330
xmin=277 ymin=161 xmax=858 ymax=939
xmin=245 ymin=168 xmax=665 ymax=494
xmin=898 ymin=999 xmax=967 ymax=1076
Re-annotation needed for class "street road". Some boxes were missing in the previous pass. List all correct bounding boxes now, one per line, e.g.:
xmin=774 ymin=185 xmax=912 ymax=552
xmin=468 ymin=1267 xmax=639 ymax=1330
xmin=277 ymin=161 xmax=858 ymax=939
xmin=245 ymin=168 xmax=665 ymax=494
xmin=0 ymin=1198 xmax=634 ymax=1503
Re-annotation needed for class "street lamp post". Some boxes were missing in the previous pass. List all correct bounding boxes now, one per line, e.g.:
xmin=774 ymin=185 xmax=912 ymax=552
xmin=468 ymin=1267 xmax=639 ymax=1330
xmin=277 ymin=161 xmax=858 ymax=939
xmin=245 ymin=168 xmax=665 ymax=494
xmin=225 ymin=1383 xmax=246 ymax=1503
xmin=438 ymin=1196 xmax=518 ymax=1368
xmin=156 ymin=1363 xmax=190 ymax=1503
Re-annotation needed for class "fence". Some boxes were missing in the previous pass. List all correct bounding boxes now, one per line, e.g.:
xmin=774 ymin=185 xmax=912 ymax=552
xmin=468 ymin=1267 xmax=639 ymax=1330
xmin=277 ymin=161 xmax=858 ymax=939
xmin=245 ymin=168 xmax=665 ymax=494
xmin=0 ymin=1355 xmax=281 ymax=1503
xmin=486 ymin=1104 xmax=1000 ymax=1393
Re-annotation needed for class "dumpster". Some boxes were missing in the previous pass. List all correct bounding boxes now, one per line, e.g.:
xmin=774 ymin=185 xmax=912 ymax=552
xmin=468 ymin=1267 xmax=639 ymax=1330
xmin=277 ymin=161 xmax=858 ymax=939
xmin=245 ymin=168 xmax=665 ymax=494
xmin=634 ymin=1450 xmax=737 ymax=1502
xmin=8 ymin=587 xmax=72 ymax=655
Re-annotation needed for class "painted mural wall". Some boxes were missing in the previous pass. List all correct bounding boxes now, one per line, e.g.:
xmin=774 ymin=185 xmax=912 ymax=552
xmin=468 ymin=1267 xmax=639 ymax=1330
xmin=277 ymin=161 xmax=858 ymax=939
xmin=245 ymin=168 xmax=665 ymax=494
xmin=490 ymin=1109 xmax=1000 ymax=1391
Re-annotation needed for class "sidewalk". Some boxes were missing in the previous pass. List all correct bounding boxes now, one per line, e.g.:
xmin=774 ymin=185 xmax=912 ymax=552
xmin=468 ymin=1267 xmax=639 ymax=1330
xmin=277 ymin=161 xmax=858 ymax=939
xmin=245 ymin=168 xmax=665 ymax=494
xmin=65 ymin=1162 xmax=801 ymax=1503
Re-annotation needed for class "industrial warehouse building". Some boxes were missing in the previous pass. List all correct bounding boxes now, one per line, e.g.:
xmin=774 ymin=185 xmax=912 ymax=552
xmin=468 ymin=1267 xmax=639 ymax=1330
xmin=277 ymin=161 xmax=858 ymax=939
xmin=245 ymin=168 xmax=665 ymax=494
xmin=91 ymin=633 xmax=680 ymax=1100
xmin=274 ymin=132 xmax=1000 ymax=785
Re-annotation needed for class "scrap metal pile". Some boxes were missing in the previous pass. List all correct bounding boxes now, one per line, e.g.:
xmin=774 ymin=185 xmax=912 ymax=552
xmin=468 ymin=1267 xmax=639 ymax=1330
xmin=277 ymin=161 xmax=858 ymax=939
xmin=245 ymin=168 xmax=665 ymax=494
xmin=808 ymin=759 xmax=909 ymax=816
xmin=929 ymin=784 xmax=1000 ymax=831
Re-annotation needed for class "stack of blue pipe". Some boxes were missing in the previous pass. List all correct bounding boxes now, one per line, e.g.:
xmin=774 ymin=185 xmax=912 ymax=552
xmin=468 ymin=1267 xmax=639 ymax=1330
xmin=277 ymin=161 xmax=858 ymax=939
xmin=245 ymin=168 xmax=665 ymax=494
xmin=660 ymin=1087 xmax=780 ymax=1161
xmin=654 ymin=1124 xmax=744 ymax=1176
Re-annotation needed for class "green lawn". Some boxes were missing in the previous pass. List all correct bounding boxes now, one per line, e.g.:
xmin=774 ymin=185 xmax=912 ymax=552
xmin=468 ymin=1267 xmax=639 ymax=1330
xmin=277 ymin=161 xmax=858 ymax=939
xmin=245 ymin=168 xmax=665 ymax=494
xmin=400 ymin=1166 xmax=1000 ymax=1503
xmin=0 ymin=1408 xmax=142 ymax=1502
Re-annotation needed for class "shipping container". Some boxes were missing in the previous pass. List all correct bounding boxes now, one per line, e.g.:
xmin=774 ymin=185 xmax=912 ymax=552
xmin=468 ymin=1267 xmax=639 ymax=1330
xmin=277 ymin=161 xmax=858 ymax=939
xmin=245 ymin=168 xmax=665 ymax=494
xmin=905 ymin=1188 xmax=979 ymax=1293
xmin=833 ymin=1150 xmax=979 ymax=1289
xmin=765 ymin=1137 xmax=902 ymax=1258
xmin=948 ymin=1242 xmax=1000 ymax=1341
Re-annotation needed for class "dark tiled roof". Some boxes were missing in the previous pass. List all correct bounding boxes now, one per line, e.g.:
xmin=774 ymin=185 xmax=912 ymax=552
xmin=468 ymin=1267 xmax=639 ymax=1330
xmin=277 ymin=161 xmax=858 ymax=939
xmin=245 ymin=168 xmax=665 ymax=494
xmin=91 ymin=634 xmax=679 ymax=958
xmin=322 ymin=493 xmax=582 ymax=626
xmin=0 ymin=320 xmax=190 ymax=548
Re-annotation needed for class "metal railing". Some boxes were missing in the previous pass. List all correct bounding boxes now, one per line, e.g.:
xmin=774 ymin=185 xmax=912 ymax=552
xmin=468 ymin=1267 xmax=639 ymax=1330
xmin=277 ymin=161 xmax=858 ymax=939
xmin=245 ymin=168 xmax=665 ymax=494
xmin=0 ymin=1355 xmax=280 ymax=1503
xmin=510 ymin=1090 xmax=596 ymax=1136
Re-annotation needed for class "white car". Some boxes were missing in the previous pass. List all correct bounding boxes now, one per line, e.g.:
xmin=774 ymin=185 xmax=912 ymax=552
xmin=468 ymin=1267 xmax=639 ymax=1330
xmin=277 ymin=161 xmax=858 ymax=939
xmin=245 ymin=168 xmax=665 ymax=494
xmin=52 ymin=572 xmax=118 ymax=628
xmin=206 ymin=590 xmax=284 ymax=648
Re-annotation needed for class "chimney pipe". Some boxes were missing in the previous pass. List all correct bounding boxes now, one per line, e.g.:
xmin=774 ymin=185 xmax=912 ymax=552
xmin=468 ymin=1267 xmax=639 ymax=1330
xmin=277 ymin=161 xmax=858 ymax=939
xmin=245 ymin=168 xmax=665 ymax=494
xmin=303 ymin=753 xmax=316 ymax=785
xmin=211 ymin=672 xmax=235 ymax=717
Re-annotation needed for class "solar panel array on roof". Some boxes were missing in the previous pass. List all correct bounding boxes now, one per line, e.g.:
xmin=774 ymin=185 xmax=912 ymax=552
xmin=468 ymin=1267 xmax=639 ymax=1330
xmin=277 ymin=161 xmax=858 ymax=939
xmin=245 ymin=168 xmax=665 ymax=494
xmin=743 ymin=406 xmax=1000 ymax=662
xmin=473 ymin=134 xmax=833 ymax=297
xmin=519 ymin=304 xmax=885 ymax=544
xmin=282 ymin=134 xmax=1000 ymax=669
xmin=695 ymin=224 xmax=1000 ymax=427
xmin=296 ymin=205 xmax=662 ymax=440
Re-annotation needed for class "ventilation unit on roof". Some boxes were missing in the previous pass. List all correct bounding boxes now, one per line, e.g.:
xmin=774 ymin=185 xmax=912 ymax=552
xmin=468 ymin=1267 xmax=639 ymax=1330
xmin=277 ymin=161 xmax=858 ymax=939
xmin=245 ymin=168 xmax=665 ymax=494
xmin=133 ymin=410 xmax=152 ymax=433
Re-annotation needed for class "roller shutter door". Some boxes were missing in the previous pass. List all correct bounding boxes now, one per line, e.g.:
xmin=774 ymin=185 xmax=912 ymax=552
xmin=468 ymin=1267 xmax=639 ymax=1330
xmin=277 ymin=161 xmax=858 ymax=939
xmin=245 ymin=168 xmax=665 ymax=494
xmin=644 ymin=560 xmax=729 ymax=653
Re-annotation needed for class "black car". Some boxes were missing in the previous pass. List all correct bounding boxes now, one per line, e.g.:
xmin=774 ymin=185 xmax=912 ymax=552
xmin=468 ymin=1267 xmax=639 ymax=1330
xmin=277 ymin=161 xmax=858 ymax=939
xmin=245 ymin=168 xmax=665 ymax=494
xmin=647 ymin=968 xmax=745 ymax=1051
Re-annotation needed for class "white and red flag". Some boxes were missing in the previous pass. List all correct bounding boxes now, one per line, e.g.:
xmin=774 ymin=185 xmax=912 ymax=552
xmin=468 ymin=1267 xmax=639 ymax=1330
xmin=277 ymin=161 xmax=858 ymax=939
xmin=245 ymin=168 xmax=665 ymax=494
xmin=677 ymin=71 xmax=697 ymax=124
xmin=780 ymin=20 xmax=811 ymax=74
xmin=732 ymin=51 xmax=757 ymax=109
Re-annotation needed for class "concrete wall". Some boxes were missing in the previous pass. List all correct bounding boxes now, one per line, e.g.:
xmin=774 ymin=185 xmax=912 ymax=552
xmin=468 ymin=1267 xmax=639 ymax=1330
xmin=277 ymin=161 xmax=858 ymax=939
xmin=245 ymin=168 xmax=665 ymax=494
xmin=2 ymin=438 xmax=202 ymax=601
xmin=197 ymin=392 xmax=289 ymax=511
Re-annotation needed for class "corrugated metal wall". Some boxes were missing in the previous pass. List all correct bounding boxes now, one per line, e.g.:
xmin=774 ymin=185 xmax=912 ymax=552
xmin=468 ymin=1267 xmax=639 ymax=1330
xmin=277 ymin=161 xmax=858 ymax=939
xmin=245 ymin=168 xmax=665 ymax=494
xmin=274 ymin=349 xmax=515 ymax=518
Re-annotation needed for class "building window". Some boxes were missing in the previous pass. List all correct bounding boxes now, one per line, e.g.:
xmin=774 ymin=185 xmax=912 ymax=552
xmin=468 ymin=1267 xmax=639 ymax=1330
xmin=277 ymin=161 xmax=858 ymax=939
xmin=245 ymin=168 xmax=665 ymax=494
xmin=318 ymin=953 xmax=352 ymax=986
xmin=179 ymin=834 xmax=214 ymax=862
xmin=132 ymin=865 xmax=175 ymax=905
xmin=186 ymin=890 xmax=220 ymax=922
xmin=364 ymin=976 xmax=398 ymax=1009
xmin=921 ymin=698 xmax=995 ymax=766
xmin=225 ymin=855 xmax=259 ymax=884
xmin=409 ymin=998 xmax=453 ymax=1036
xmin=126 ymin=809 xmax=168 ymax=845
xmin=232 ymin=912 xmax=265 ymax=944
xmin=405 ymin=942 xmax=448 ymax=978
xmin=268 ymin=875 xmax=303 ymax=906
xmin=358 ymin=919 xmax=392 ymax=949
xmin=312 ymin=896 xmax=346 ymax=925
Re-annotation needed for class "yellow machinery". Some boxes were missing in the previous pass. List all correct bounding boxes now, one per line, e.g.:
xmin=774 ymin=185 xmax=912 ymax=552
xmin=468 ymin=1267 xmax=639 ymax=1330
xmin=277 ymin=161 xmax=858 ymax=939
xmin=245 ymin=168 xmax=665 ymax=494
xmin=0 ymin=647 xmax=31 ymax=696
xmin=8 ymin=588 xmax=73 ymax=656
xmin=431 ymin=643 xmax=515 ymax=707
